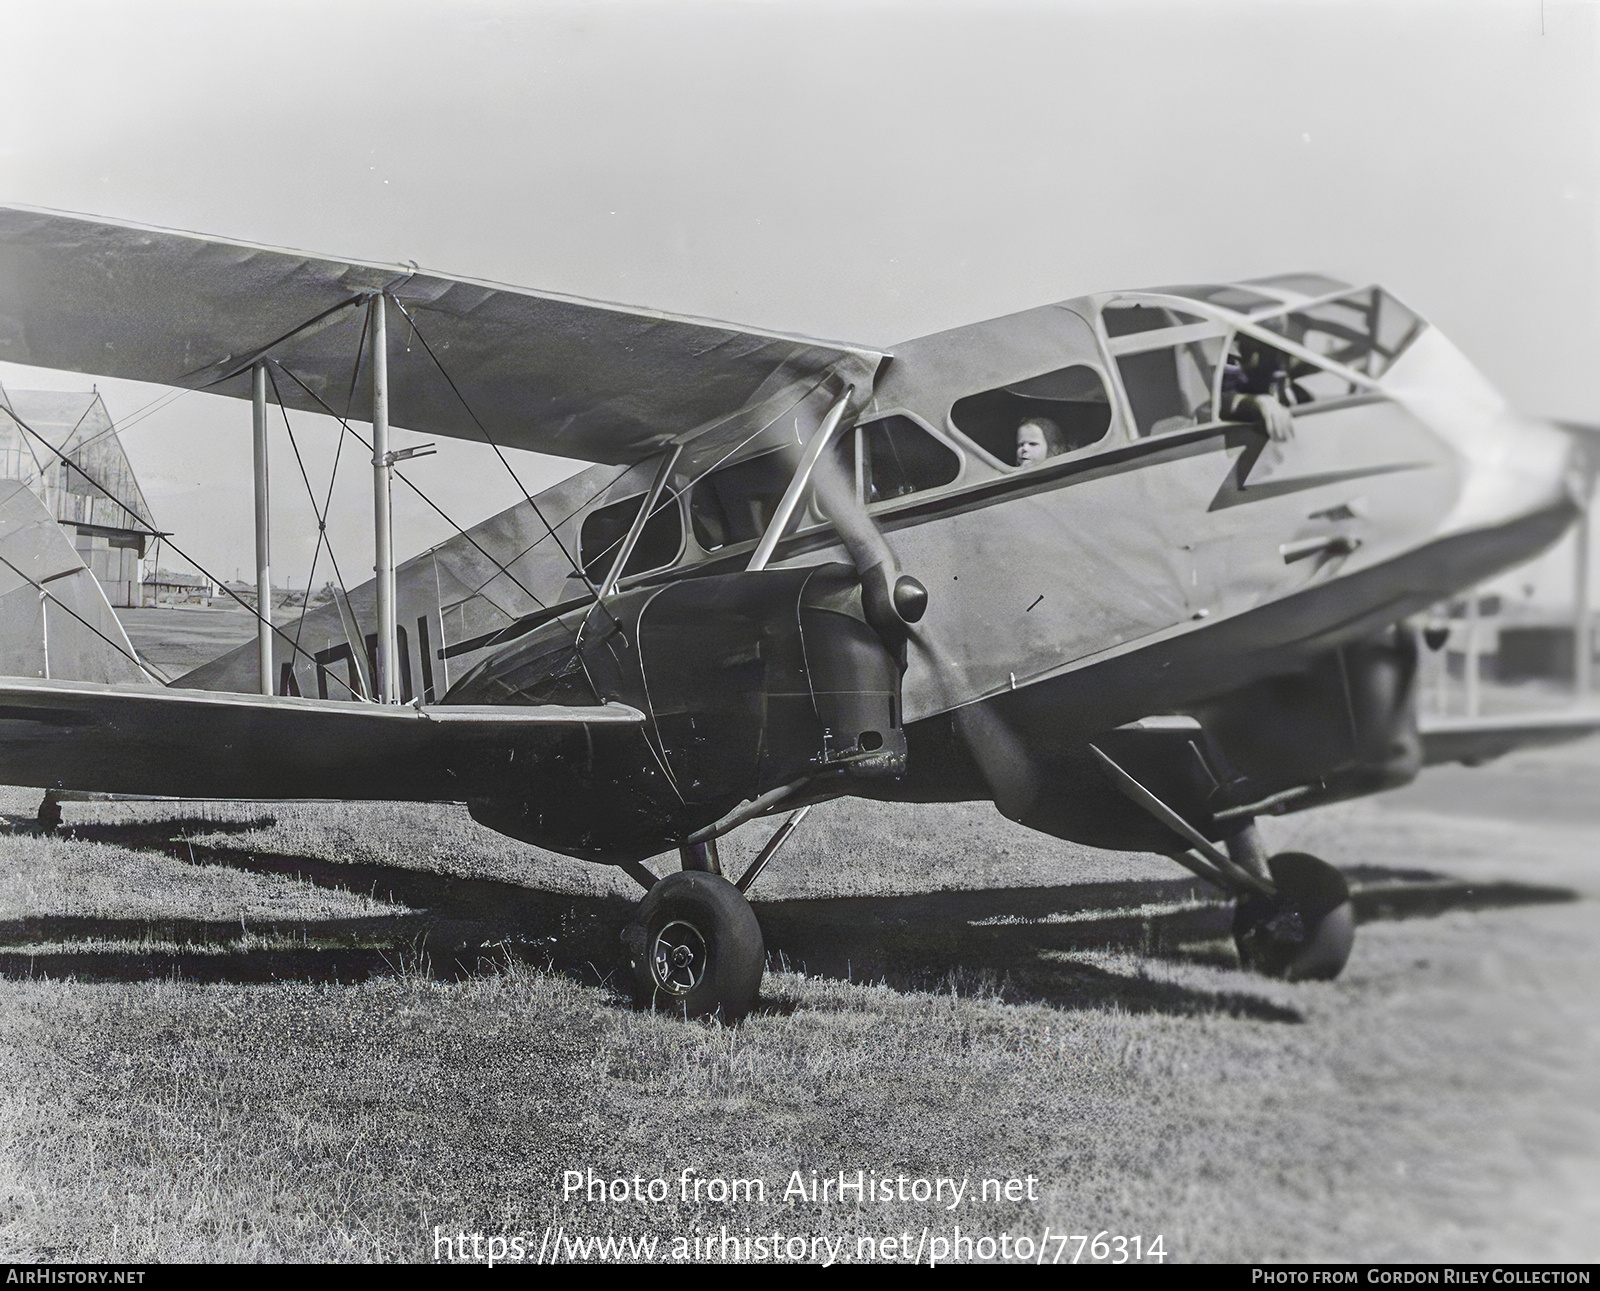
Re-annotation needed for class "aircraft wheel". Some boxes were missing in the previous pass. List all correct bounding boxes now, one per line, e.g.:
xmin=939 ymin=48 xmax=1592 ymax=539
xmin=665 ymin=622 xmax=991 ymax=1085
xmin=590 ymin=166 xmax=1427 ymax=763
xmin=622 ymin=871 xmax=764 ymax=1021
xmin=1232 ymin=852 xmax=1355 ymax=981
xmin=37 ymin=791 xmax=62 ymax=834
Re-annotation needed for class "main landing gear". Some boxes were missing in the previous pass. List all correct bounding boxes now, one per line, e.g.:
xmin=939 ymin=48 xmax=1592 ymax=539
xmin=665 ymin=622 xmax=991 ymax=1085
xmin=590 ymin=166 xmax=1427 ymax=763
xmin=623 ymin=868 xmax=765 ymax=1020
xmin=1091 ymin=744 xmax=1355 ymax=981
xmin=620 ymin=811 xmax=811 ymax=1021
xmin=1232 ymin=851 xmax=1355 ymax=981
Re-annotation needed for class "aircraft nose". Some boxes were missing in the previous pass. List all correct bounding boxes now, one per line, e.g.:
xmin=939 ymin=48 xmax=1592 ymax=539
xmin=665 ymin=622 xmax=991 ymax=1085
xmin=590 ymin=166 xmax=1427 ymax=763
xmin=1381 ymin=326 xmax=1581 ymax=536
xmin=1434 ymin=411 xmax=1579 ymax=539
xmin=1554 ymin=419 xmax=1600 ymax=510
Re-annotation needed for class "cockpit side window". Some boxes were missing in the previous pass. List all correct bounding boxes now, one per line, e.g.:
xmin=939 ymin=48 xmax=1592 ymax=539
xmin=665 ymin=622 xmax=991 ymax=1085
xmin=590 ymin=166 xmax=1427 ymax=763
xmin=688 ymin=449 xmax=792 ymax=552
xmin=854 ymin=415 xmax=962 ymax=503
xmin=949 ymin=365 xmax=1113 ymax=465
xmin=580 ymin=491 xmax=684 ymax=583
xmin=1259 ymin=288 xmax=1424 ymax=386
xmin=1115 ymin=335 xmax=1225 ymax=437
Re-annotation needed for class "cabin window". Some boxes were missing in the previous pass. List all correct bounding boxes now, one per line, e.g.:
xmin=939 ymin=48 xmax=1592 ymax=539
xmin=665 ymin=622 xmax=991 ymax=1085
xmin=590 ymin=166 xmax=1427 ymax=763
xmin=851 ymin=415 xmax=961 ymax=503
xmin=689 ymin=449 xmax=793 ymax=551
xmin=1116 ymin=336 xmax=1225 ymax=437
xmin=949 ymin=365 xmax=1112 ymax=466
xmin=580 ymin=492 xmax=683 ymax=582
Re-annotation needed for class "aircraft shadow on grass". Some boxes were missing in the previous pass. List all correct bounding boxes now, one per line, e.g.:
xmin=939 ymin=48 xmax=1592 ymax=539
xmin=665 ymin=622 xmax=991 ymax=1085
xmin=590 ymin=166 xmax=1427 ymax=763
xmin=0 ymin=817 xmax=1579 ymax=1023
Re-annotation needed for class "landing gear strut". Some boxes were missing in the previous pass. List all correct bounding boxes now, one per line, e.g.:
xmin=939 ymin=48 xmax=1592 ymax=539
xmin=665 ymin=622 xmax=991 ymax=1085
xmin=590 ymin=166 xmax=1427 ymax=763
xmin=1091 ymin=742 xmax=1356 ymax=981
xmin=617 ymin=810 xmax=814 ymax=1018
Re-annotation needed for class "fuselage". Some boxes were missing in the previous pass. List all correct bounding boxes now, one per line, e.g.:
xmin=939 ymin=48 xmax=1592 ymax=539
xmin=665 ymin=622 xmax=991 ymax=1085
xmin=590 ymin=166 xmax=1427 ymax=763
xmin=180 ymin=275 xmax=1581 ymax=860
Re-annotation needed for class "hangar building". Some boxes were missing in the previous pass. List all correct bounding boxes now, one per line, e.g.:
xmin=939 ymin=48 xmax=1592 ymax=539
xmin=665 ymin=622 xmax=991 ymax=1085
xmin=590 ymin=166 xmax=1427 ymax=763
xmin=0 ymin=381 xmax=158 ymax=608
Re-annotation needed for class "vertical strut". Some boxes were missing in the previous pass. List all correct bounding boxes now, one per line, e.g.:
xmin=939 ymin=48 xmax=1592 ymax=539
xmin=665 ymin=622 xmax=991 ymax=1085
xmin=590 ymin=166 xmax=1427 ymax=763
xmin=251 ymin=361 xmax=273 ymax=696
xmin=1464 ymin=590 xmax=1481 ymax=717
xmin=1576 ymin=497 xmax=1592 ymax=696
xmin=371 ymin=295 xmax=398 ymax=704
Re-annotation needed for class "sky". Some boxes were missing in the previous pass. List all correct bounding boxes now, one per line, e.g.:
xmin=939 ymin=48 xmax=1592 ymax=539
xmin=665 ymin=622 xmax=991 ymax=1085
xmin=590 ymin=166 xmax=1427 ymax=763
xmin=0 ymin=0 xmax=1595 ymax=604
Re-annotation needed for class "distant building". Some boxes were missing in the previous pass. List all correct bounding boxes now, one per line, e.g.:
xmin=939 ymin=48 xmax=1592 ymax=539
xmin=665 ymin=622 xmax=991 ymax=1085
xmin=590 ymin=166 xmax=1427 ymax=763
xmin=0 ymin=381 xmax=159 ymax=608
xmin=142 ymin=567 xmax=216 ymax=607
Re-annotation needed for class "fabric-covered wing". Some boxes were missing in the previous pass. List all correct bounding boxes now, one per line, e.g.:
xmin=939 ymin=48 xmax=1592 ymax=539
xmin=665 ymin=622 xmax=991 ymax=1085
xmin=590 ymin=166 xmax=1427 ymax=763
xmin=0 ymin=205 xmax=883 ymax=466
xmin=1418 ymin=709 xmax=1600 ymax=767
xmin=0 ymin=676 xmax=643 ymax=801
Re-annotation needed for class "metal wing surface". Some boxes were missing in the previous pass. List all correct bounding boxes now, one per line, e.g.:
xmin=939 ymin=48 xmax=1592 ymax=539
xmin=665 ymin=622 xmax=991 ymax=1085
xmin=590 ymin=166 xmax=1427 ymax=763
xmin=0 ymin=206 xmax=883 ymax=465
xmin=0 ymin=676 xmax=643 ymax=801
xmin=1418 ymin=710 xmax=1600 ymax=767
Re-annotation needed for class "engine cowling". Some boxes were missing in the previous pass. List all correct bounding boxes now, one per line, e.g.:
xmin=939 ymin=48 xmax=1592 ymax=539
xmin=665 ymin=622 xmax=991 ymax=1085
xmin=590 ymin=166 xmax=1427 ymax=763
xmin=444 ymin=563 xmax=905 ymax=860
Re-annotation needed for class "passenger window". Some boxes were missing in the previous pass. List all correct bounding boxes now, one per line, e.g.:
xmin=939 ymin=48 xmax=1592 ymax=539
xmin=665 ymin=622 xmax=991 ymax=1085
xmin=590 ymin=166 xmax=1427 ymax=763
xmin=580 ymin=492 xmax=683 ymax=582
xmin=688 ymin=449 xmax=792 ymax=551
xmin=856 ymin=415 xmax=961 ymax=503
xmin=1116 ymin=336 xmax=1224 ymax=437
xmin=949 ymin=365 xmax=1112 ymax=466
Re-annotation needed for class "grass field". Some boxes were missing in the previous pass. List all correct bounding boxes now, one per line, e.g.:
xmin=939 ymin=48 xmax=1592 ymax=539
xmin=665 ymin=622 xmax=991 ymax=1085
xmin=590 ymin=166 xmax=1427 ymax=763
xmin=0 ymin=731 xmax=1595 ymax=1263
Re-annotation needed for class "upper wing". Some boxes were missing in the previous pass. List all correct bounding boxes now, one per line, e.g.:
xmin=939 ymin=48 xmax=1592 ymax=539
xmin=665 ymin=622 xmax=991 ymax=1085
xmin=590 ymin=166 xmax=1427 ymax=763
xmin=1418 ymin=709 xmax=1600 ymax=767
xmin=0 ymin=205 xmax=883 ymax=466
xmin=0 ymin=676 xmax=643 ymax=801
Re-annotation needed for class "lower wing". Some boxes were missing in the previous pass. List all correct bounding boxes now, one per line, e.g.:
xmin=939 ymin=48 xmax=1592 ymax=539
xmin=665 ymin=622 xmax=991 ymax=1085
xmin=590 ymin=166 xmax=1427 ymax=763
xmin=1418 ymin=709 xmax=1600 ymax=767
xmin=0 ymin=677 xmax=643 ymax=801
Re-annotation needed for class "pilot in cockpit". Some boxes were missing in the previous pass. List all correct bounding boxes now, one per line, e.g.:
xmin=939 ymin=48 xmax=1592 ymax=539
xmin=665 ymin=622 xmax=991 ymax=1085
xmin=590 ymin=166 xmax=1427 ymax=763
xmin=1221 ymin=335 xmax=1296 ymax=441
xmin=1015 ymin=416 xmax=1067 ymax=468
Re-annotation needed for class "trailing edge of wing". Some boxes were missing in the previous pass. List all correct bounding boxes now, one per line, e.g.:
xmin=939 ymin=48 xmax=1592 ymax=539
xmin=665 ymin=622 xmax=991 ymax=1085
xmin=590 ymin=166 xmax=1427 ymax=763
xmin=0 ymin=676 xmax=644 ymax=802
xmin=0 ymin=676 xmax=642 ymax=724
xmin=1418 ymin=709 xmax=1600 ymax=767
xmin=0 ymin=205 xmax=884 ymax=466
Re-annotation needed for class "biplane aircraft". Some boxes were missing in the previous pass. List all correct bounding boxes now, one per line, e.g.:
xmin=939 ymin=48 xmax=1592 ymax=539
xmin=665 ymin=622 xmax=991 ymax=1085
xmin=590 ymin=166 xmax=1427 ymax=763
xmin=0 ymin=205 xmax=1595 ymax=1019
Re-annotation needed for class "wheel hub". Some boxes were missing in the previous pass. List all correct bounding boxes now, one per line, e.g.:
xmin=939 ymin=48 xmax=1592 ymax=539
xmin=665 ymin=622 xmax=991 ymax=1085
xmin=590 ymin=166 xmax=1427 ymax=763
xmin=651 ymin=920 xmax=708 ymax=996
xmin=1260 ymin=909 xmax=1307 ymax=944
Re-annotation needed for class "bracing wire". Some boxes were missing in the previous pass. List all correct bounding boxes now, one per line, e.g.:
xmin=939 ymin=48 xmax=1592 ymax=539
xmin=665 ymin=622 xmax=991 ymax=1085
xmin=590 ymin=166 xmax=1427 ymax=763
xmin=384 ymin=294 xmax=599 ymax=596
xmin=270 ymin=358 xmax=557 ymax=615
xmin=71 ymin=384 xmax=194 ymax=454
xmin=0 ymin=552 xmax=164 ymax=684
xmin=6 ymin=407 xmax=367 ymax=701
xmin=264 ymin=364 xmax=362 ymax=674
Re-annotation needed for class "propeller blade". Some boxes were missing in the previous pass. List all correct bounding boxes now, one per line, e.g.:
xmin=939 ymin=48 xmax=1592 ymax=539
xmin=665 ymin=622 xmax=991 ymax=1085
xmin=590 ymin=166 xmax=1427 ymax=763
xmin=808 ymin=426 xmax=1037 ymax=818
xmin=808 ymin=437 xmax=926 ymax=640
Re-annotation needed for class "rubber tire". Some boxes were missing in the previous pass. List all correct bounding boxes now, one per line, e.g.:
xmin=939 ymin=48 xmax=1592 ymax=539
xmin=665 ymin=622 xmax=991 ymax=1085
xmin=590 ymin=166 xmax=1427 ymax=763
xmin=1233 ymin=851 xmax=1355 ymax=982
xmin=622 ymin=871 xmax=765 ymax=1021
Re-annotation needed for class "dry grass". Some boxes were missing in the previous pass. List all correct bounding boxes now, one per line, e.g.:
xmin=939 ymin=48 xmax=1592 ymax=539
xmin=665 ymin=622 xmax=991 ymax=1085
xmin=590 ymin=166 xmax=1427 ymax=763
xmin=0 ymin=742 xmax=1595 ymax=1263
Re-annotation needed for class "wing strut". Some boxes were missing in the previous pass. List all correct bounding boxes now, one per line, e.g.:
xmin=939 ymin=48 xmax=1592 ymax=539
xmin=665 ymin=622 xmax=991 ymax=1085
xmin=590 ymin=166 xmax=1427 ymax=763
xmin=252 ymin=361 xmax=273 ymax=696
xmin=372 ymin=295 xmax=399 ymax=703
xmin=747 ymin=386 xmax=855 ymax=572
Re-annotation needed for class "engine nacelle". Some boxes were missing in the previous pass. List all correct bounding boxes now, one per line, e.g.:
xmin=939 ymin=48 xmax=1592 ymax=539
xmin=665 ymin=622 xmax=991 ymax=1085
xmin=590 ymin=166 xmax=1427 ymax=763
xmin=445 ymin=563 xmax=905 ymax=860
